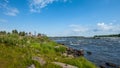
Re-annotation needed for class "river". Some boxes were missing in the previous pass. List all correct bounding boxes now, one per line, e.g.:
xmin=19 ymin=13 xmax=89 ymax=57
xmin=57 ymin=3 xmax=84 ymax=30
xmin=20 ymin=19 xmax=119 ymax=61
xmin=50 ymin=37 xmax=120 ymax=68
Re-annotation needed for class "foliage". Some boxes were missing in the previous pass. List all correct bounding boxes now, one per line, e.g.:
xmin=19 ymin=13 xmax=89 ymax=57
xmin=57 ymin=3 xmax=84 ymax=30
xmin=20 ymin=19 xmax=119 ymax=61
xmin=0 ymin=31 xmax=6 ymax=35
xmin=19 ymin=31 xmax=26 ymax=36
xmin=12 ymin=29 xmax=18 ymax=34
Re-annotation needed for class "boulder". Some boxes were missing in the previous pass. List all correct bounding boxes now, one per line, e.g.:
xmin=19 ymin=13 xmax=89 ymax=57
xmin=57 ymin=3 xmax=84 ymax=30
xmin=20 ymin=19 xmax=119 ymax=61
xmin=105 ymin=62 xmax=116 ymax=67
xmin=86 ymin=51 xmax=92 ymax=55
xmin=52 ymin=62 xmax=78 ymax=68
xmin=74 ymin=51 xmax=82 ymax=57
xmin=67 ymin=54 xmax=74 ymax=58
xmin=28 ymin=64 xmax=35 ymax=68
xmin=62 ymin=53 xmax=68 ymax=57
xmin=99 ymin=65 xmax=105 ymax=68
xmin=67 ymin=48 xmax=74 ymax=54
xmin=76 ymin=49 xmax=84 ymax=56
xmin=66 ymin=47 xmax=84 ymax=57
xmin=32 ymin=56 xmax=46 ymax=66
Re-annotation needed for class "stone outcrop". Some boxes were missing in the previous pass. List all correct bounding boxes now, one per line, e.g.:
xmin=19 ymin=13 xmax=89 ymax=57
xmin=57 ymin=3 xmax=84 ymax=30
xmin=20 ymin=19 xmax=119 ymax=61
xmin=64 ymin=47 xmax=84 ymax=57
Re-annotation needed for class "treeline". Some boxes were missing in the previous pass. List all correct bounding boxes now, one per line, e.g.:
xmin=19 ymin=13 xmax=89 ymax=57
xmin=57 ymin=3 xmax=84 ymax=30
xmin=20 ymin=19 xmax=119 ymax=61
xmin=94 ymin=34 xmax=120 ymax=37
xmin=0 ymin=29 xmax=46 ymax=37
xmin=0 ymin=29 xmax=48 ymax=46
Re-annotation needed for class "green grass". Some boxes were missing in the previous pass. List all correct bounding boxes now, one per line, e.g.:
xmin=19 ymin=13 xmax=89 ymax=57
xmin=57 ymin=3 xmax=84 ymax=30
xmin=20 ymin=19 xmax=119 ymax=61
xmin=57 ymin=57 xmax=96 ymax=68
xmin=0 ymin=34 xmax=96 ymax=68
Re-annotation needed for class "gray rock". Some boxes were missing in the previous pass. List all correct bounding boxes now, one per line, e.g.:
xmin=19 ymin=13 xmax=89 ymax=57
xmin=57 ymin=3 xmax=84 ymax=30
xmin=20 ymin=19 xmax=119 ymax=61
xmin=52 ymin=62 xmax=78 ymax=68
xmin=28 ymin=64 xmax=35 ymax=68
xmin=105 ymin=62 xmax=116 ymax=67
xmin=32 ymin=56 xmax=46 ymax=66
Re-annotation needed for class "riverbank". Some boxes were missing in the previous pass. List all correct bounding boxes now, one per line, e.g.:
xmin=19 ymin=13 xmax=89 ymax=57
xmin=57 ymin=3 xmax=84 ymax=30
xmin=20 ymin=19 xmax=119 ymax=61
xmin=0 ymin=31 xmax=96 ymax=68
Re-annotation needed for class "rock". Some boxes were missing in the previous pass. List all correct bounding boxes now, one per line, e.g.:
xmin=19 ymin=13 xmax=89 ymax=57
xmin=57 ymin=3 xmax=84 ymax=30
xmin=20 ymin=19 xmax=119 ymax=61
xmin=86 ymin=51 xmax=92 ymax=55
xmin=63 ymin=53 xmax=68 ymax=57
xmin=61 ymin=43 xmax=65 ymax=45
xmin=76 ymin=49 xmax=84 ymax=56
xmin=28 ymin=64 xmax=35 ymax=68
xmin=62 ymin=52 xmax=74 ymax=58
xmin=105 ymin=62 xmax=116 ymax=67
xmin=67 ymin=48 xmax=74 ymax=55
xmin=99 ymin=65 xmax=105 ymax=68
xmin=66 ymin=47 xmax=84 ymax=57
xmin=32 ymin=56 xmax=46 ymax=66
xmin=52 ymin=62 xmax=78 ymax=68
xmin=68 ymin=54 xmax=74 ymax=58
xmin=59 ymin=43 xmax=65 ymax=45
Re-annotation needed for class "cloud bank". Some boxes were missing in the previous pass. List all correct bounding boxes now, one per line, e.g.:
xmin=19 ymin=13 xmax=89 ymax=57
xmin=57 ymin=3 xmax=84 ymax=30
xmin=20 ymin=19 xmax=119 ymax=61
xmin=57 ymin=22 xmax=120 ymax=36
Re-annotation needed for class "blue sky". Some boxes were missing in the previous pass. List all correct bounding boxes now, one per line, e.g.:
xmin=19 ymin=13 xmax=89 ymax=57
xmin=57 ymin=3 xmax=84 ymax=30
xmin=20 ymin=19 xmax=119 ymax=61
xmin=0 ymin=0 xmax=120 ymax=36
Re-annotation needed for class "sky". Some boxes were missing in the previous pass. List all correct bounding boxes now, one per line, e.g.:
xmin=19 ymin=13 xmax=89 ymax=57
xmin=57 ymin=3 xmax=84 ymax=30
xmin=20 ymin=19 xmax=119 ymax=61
xmin=0 ymin=0 xmax=120 ymax=37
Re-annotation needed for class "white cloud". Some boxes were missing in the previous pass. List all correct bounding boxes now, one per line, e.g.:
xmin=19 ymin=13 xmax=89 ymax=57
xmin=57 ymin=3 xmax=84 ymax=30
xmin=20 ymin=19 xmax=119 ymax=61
xmin=0 ymin=0 xmax=19 ymax=16
xmin=29 ymin=0 xmax=56 ymax=13
xmin=4 ymin=8 xmax=19 ymax=16
xmin=97 ymin=22 xmax=113 ymax=31
xmin=29 ymin=0 xmax=70 ymax=13
xmin=0 ymin=19 xmax=7 ymax=23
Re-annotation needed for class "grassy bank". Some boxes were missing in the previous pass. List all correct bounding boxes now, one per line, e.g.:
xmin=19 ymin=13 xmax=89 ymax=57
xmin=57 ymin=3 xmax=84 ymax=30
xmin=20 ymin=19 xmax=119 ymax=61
xmin=0 ymin=31 xmax=96 ymax=68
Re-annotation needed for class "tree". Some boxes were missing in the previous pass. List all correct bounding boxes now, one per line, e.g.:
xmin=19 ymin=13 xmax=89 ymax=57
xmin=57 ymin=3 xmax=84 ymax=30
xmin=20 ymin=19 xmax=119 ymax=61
xmin=37 ymin=33 xmax=41 ymax=37
xmin=7 ymin=32 xmax=11 ymax=35
xmin=19 ymin=31 xmax=25 ymax=36
xmin=25 ymin=32 xmax=28 ymax=36
xmin=0 ymin=31 xmax=6 ymax=35
xmin=29 ymin=32 xmax=32 ymax=36
xmin=12 ymin=29 xmax=18 ymax=34
xmin=118 ymin=34 xmax=120 ymax=37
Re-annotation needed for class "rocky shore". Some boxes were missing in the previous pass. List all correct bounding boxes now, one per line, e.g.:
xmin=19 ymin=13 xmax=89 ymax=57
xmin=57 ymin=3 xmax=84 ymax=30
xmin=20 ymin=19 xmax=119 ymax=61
xmin=66 ymin=47 xmax=84 ymax=57
xmin=64 ymin=46 xmax=120 ymax=68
